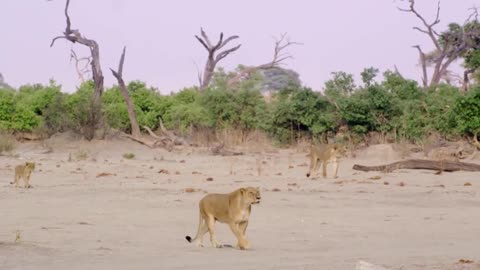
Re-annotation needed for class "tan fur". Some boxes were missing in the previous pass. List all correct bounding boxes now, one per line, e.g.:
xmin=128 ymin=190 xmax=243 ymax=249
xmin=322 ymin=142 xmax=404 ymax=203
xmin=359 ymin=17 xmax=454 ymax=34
xmin=429 ymin=148 xmax=459 ymax=175
xmin=306 ymin=143 xmax=346 ymax=179
xmin=11 ymin=162 xmax=36 ymax=188
xmin=185 ymin=187 xmax=261 ymax=250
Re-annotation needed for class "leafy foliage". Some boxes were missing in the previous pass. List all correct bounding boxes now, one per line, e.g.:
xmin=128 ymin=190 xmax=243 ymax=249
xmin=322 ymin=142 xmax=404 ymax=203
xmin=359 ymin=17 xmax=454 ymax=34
xmin=451 ymin=86 xmax=480 ymax=135
xmin=2 ymin=65 xmax=479 ymax=145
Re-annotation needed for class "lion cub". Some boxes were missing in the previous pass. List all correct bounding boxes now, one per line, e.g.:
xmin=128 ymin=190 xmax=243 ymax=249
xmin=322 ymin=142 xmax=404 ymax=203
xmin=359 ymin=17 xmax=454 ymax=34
xmin=11 ymin=162 xmax=36 ymax=188
xmin=306 ymin=143 xmax=346 ymax=179
xmin=185 ymin=187 xmax=261 ymax=250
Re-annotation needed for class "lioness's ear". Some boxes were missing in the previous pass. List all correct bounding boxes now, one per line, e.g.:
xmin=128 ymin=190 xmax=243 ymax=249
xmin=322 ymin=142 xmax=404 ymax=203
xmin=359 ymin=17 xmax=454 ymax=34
xmin=239 ymin=188 xmax=246 ymax=194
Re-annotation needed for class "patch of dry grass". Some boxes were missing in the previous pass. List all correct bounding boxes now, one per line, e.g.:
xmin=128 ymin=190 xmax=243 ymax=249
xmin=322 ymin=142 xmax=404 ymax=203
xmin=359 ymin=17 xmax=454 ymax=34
xmin=0 ymin=132 xmax=15 ymax=154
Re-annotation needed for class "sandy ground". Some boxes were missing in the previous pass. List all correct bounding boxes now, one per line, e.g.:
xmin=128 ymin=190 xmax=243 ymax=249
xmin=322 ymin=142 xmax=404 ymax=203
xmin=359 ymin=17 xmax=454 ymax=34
xmin=1 ymin=134 xmax=479 ymax=270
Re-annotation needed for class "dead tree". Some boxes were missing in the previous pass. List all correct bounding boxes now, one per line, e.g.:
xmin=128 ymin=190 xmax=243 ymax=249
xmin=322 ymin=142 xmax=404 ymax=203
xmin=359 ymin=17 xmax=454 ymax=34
xmin=398 ymin=0 xmax=475 ymax=88
xmin=412 ymin=45 xmax=428 ymax=88
xmin=228 ymin=33 xmax=301 ymax=86
xmin=353 ymin=159 xmax=480 ymax=173
xmin=70 ymin=49 xmax=91 ymax=84
xmin=110 ymin=47 xmax=141 ymax=139
xmin=50 ymin=0 xmax=104 ymax=140
xmin=195 ymin=28 xmax=241 ymax=91
xmin=122 ymin=117 xmax=192 ymax=151
xmin=227 ymin=33 xmax=300 ymax=87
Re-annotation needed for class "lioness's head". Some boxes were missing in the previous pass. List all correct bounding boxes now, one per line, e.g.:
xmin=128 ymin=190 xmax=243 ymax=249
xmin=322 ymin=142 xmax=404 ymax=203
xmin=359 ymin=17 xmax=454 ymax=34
xmin=240 ymin=187 xmax=261 ymax=205
xmin=332 ymin=144 xmax=347 ymax=157
xmin=25 ymin=162 xmax=36 ymax=170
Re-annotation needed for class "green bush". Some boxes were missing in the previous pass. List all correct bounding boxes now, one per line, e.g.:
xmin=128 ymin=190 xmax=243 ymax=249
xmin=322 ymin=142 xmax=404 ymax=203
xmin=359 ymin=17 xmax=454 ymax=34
xmin=0 ymin=88 xmax=15 ymax=130
xmin=269 ymin=87 xmax=336 ymax=144
xmin=451 ymin=86 xmax=480 ymax=136
xmin=102 ymin=81 xmax=174 ymax=132
xmin=2 ymin=66 xmax=480 ymax=146
xmin=64 ymin=81 xmax=95 ymax=135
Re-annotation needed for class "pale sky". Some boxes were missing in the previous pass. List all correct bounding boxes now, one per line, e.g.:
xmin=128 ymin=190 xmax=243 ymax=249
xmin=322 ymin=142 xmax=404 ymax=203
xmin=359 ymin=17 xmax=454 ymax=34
xmin=1 ymin=0 xmax=478 ymax=93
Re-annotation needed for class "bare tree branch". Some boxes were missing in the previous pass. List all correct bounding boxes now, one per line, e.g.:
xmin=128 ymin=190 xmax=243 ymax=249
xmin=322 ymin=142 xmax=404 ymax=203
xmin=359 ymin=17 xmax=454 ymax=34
xmin=70 ymin=49 xmax=91 ymax=83
xmin=195 ymin=28 xmax=241 ymax=91
xmin=50 ymin=0 xmax=105 ymax=140
xmin=393 ymin=65 xmax=405 ymax=79
xmin=466 ymin=6 xmax=479 ymax=24
xmin=191 ymin=59 xmax=203 ymax=87
xmin=110 ymin=46 xmax=141 ymax=138
xmin=215 ymin=44 xmax=242 ymax=63
xmin=398 ymin=0 xmax=477 ymax=88
xmin=200 ymin=28 xmax=213 ymax=48
xmin=398 ymin=0 xmax=441 ymax=50
xmin=227 ymin=33 xmax=301 ymax=87
xmin=412 ymin=45 xmax=428 ymax=88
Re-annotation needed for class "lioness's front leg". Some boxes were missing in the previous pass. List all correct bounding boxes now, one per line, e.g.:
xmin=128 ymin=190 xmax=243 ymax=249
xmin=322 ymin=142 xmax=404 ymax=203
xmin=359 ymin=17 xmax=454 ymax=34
xmin=332 ymin=157 xmax=339 ymax=179
xmin=239 ymin=221 xmax=248 ymax=237
xmin=14 ymin=175 xmax=20 ymax=188
xmin=24 ymin=174 xmax=32 ymax=188
xmin=229 ymin=222 xmax=249 ymax=250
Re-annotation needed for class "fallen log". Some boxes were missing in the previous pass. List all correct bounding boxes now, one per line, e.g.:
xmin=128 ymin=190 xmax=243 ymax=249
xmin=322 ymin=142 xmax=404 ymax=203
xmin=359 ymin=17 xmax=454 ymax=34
xmin=210 ymin=142 xmax=243 ymax=156
xmin=121 ymin=133 xmax=173 ymax=152
xmin=353 ymin=159 xmax=480 ymax=173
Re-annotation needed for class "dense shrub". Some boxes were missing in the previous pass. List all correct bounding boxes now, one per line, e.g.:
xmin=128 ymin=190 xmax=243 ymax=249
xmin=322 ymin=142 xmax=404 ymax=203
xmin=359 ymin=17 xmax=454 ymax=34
xmin=451 ymin=85 xmax=480 ymax=136
xmin=1 ymin=67 xmax=479 ymax=145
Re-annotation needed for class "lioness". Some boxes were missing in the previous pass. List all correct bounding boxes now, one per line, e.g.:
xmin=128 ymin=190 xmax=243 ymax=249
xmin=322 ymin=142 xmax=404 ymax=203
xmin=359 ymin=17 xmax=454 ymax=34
xmin=11 ymin=162 xmax=36 ymax=188
xmin=306 ymin=143 xmax=346 ymax=179
xmin=429 ymin=147 xmax=460 ymax=175
xmin=185 ymin=187 xmax=261 ymax=250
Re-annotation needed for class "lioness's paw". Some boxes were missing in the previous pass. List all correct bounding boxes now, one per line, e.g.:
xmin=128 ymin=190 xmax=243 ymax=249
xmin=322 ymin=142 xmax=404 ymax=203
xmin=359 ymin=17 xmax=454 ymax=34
xmin=237 ymin=240 xmax=250 ymax=250
xmin=212 ymin=242 xmax=223 ymax=248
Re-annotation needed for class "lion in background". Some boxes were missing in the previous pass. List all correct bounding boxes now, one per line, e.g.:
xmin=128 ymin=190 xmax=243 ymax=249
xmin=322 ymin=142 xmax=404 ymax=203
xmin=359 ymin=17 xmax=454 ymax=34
xmin=306 ymin=143 xmax=347 ymax=179
xmin=11 ymin=161 xmax=36 ymax=188
xmin=185 ymin=187 xmax=261 ymax=250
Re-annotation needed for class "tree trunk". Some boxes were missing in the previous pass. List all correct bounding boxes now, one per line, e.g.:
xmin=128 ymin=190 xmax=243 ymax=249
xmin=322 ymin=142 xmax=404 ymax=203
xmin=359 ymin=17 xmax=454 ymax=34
xmin=200 ymin=55 xmax=215 ymax=91
xmin=110 ymin=47 xmax=141 ymax=138
xmin=195 ymin=28 xmax=241 ymax=91
xmin=51 ymin=0 xmax=104 ymax=140
xmin=463 ymin=68 xmax=476 ymax=91
xmin=353 ymin=159 xmax=480 ymax=173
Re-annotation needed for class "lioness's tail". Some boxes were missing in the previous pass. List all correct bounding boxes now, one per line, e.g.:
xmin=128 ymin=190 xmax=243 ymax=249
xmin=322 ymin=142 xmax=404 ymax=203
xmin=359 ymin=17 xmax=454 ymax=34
xmin=185 ymin=236 xmax=193 ymax=242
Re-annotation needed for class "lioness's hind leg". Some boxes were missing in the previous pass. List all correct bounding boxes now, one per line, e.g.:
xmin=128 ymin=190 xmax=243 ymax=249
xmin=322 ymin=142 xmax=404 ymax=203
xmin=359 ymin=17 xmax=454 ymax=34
xmin=306 ymin=156 xmax=317 ymax=178
xmin=195 ymin=216 xmax=208 ymax=247
xmin=206 ymin=215 xmax=221 ymax=248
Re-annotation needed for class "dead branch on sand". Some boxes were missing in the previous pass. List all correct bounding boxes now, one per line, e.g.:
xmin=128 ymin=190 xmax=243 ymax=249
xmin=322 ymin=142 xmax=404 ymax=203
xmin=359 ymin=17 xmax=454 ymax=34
xmin=353 ymin=159 xmax=480 ymax=173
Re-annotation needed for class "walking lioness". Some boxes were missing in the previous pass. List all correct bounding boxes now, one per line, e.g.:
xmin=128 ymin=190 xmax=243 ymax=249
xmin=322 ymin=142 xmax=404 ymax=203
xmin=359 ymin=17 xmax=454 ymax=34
xmin=306 ymin=143 xmax=346 ymax=179
xmin=11 ymin=161 xmax=36 ymax=188
xmin=185 ymin=187 xmax=261 ymax=250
